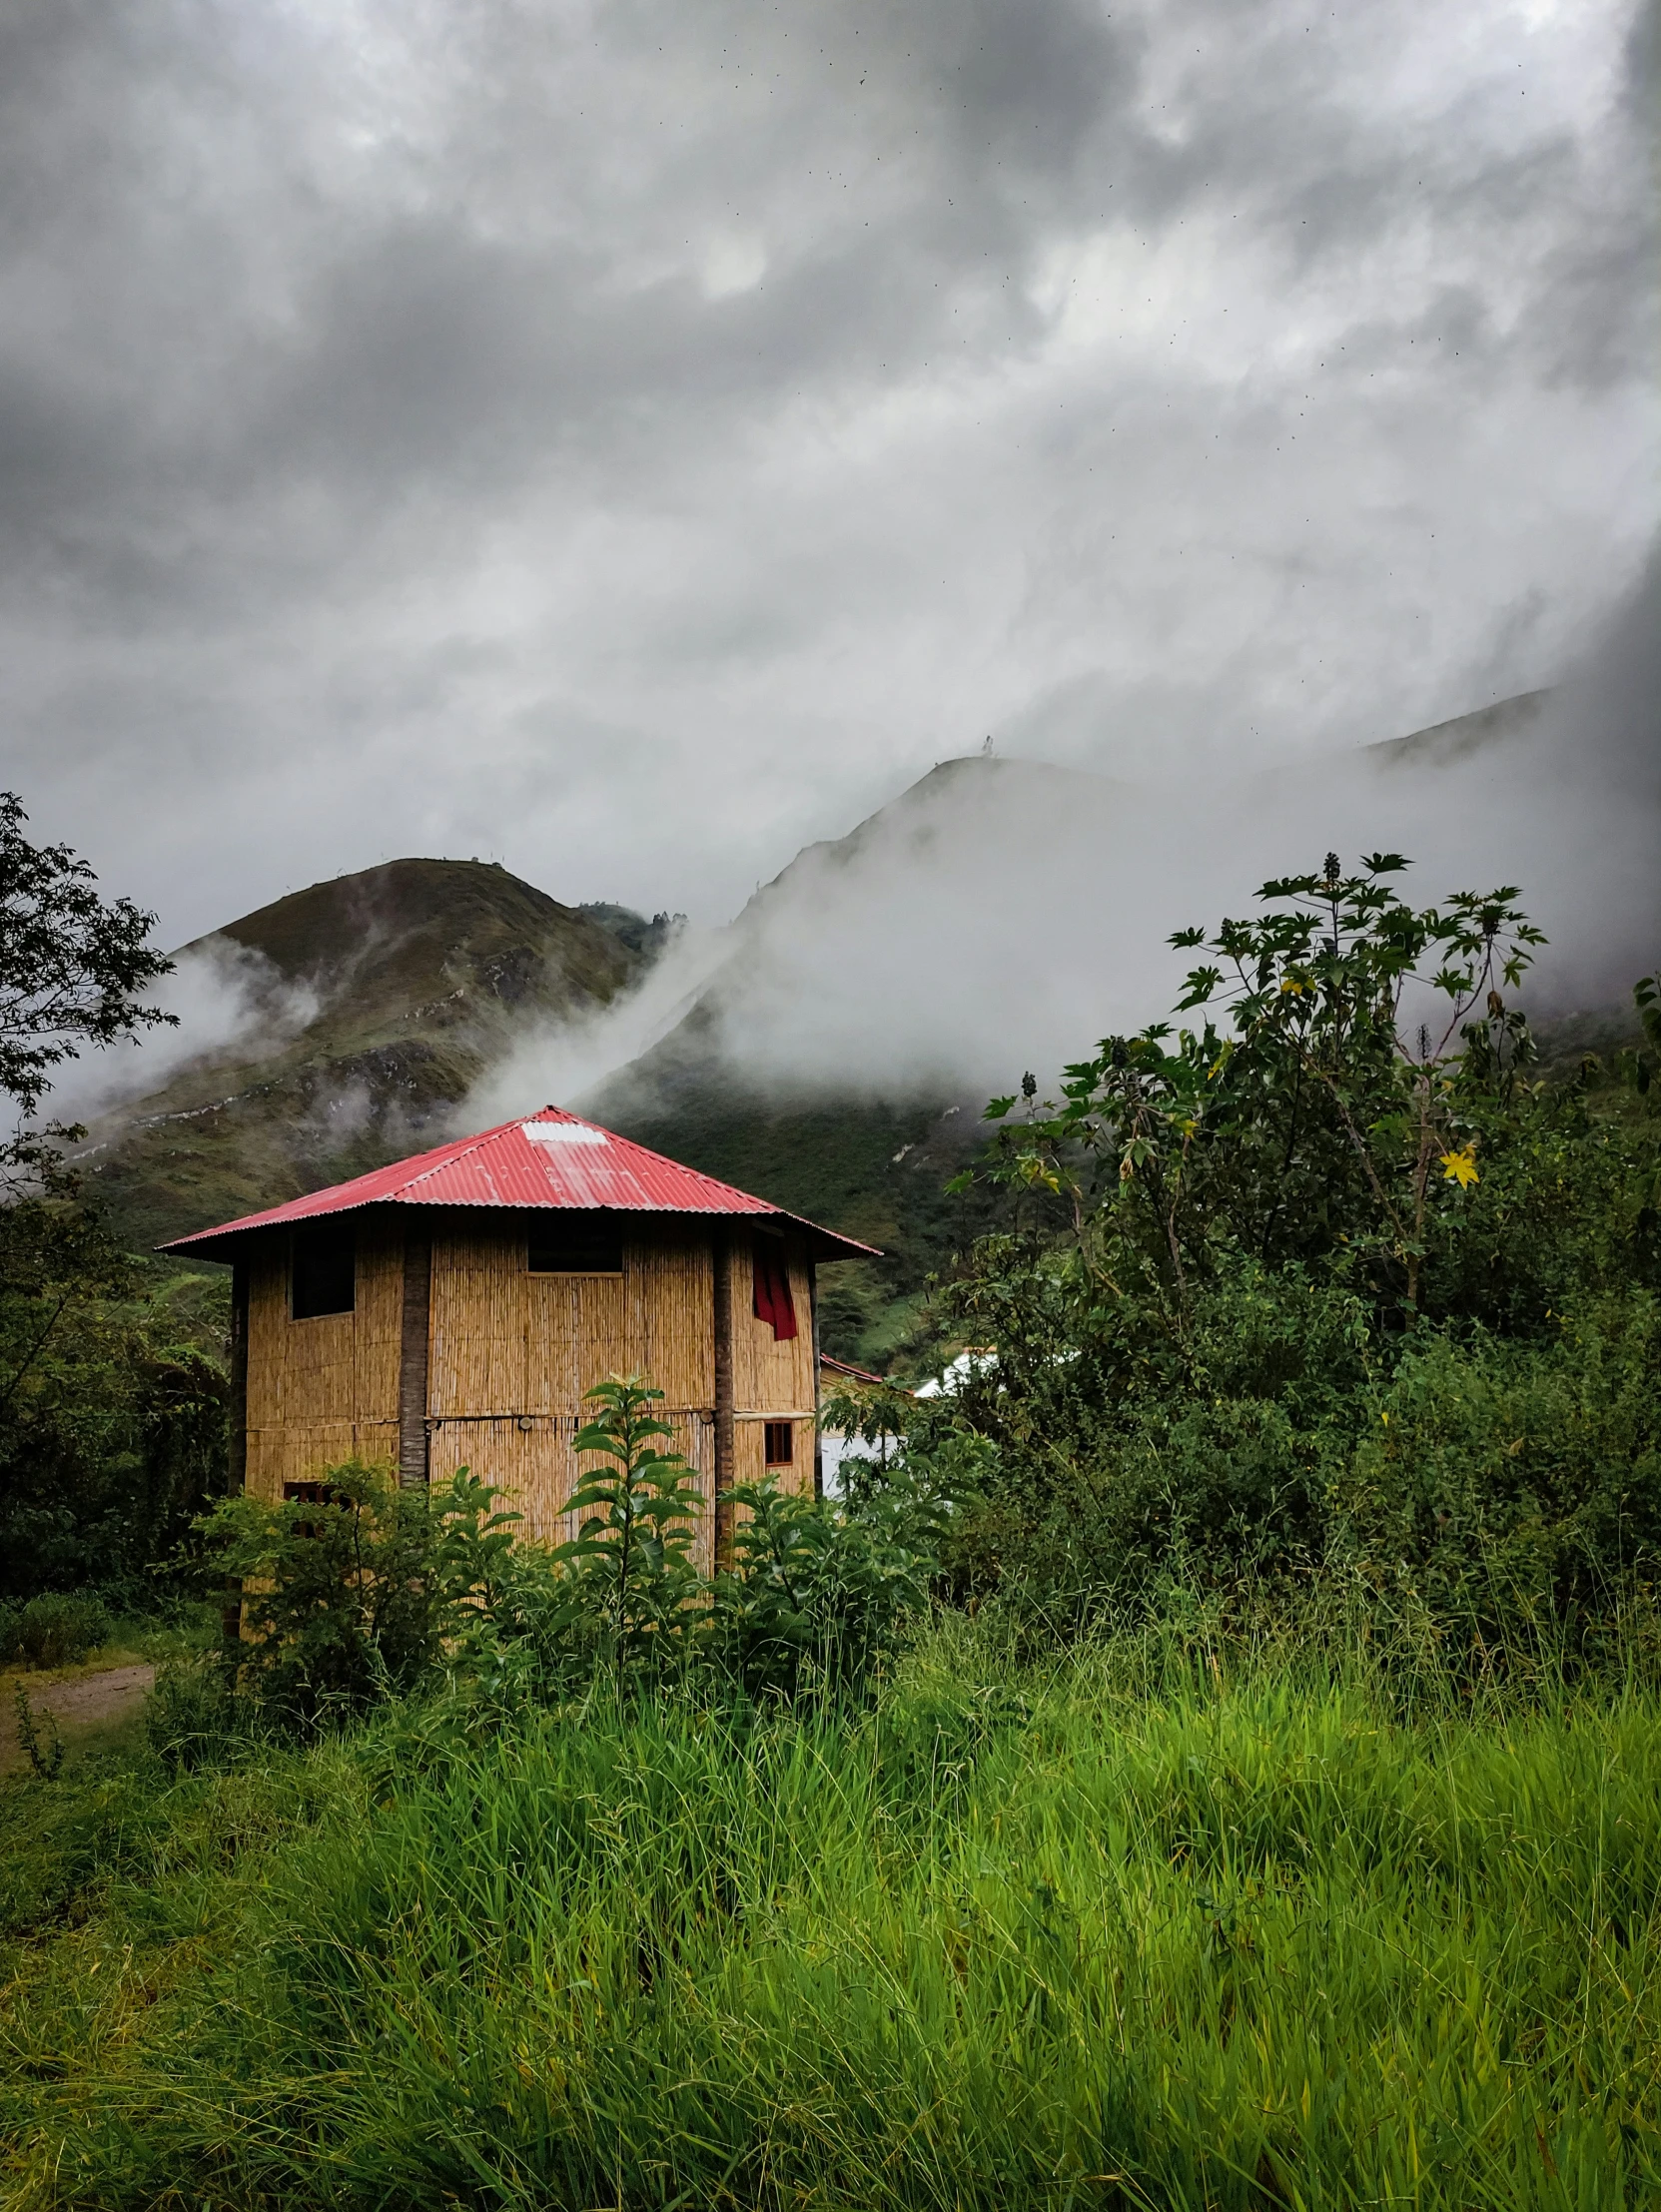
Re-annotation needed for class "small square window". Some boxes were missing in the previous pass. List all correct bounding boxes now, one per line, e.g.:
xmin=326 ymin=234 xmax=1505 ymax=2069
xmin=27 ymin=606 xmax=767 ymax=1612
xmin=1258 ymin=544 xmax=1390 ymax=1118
xmin=528 ymin=1218 xmax=623 ymax=1274
xmin=764 ymin=1421 xmax=793 ymax=1468
xmin=282 ymin=1480 xmax=340 ymax=1538
xmin=292 ymin=1223 xmax=356 ymax=1318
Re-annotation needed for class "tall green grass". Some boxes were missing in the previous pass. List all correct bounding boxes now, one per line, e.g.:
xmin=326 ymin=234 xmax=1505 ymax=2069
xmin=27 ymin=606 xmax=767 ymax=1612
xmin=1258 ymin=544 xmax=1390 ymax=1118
xmin=3 ymin=1620 xmax=1659 ymax=2208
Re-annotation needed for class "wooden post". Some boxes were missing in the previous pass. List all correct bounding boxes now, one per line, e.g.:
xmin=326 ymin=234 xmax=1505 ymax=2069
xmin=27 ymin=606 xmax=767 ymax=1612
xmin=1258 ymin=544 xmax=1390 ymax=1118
xmin=712 ymin=1226 xmax=735 ymax=1567
xmin=399 ymin=1226 xmax=432 ymax=1488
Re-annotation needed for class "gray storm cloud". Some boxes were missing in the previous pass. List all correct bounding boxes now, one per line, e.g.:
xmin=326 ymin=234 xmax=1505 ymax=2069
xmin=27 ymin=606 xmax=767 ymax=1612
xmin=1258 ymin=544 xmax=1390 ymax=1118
xmin=0 ymin=0 xmax=1654 ymax=955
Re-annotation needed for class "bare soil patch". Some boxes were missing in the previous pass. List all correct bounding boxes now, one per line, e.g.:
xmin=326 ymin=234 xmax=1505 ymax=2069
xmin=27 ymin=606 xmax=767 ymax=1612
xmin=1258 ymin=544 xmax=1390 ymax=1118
xmin=0 ymin=1662 xmax=156 ymax=1773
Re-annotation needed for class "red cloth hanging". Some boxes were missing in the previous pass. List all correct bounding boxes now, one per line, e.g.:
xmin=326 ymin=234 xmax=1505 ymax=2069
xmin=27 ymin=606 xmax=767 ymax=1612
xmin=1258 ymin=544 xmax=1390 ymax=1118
xmin=752 ymin=1238 xmax=799 ymax=1340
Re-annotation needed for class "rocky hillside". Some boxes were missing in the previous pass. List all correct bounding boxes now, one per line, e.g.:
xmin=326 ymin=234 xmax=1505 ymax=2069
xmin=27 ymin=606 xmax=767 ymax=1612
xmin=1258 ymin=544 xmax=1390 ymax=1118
xmin=75 ymin=860 xmax=645 ymax=1253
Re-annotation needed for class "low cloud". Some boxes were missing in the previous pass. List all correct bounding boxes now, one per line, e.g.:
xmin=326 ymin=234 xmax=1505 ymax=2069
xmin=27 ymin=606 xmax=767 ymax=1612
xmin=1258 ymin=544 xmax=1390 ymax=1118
xmin=497 ymin=551 xmax=1660 ymax=1114
xmin=48 ymin=936 xmax=320 ymax=1127
xmin=0 ymin=0 xmax=1650 ymax=945
xmin=466 ymin=925 xmax=730 ymax=1127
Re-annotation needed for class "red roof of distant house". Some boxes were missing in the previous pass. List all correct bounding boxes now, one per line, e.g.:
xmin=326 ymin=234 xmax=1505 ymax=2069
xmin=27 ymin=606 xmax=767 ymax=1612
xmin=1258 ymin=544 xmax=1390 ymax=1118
xmin=819 ymin=1351 xmax=904 ymax=1390
xmin=156 ymin=1106 xmax=879 ymax=1262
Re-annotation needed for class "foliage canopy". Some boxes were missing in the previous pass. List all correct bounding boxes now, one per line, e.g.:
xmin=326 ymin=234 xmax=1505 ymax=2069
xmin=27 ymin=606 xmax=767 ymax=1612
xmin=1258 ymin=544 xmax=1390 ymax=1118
xmin=932 ymin=857 xmax=1661 ymax=1635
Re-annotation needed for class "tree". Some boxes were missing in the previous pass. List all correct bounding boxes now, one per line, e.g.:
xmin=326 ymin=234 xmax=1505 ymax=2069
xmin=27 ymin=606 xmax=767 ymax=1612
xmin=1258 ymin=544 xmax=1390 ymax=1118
xmin=936 ymin=856 xmax=1661 ymax=1632
xmin=0 ymin=789 xmax=174 ymax=1183
xmin=970 ymin=854 xmax=1545 ymax=1327
xmin=0 ymin=794 xmax=196 ymax=1598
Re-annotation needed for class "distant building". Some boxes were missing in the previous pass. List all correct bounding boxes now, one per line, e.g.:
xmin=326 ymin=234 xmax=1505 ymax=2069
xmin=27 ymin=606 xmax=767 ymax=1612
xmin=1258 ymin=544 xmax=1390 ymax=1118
xmin=815 ymin=1351 xmax=914 ymax=1496
xmin=159 ymin=1108 xmax=874 ymax=1569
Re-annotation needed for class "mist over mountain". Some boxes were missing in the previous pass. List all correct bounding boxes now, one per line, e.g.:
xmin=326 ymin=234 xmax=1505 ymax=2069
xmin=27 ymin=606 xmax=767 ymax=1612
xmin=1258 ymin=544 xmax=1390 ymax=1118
xmin=519 ymin=553 xmax=1659 ymax=1128
xmin=60 ymin=550 xmax=1657 ymax=1365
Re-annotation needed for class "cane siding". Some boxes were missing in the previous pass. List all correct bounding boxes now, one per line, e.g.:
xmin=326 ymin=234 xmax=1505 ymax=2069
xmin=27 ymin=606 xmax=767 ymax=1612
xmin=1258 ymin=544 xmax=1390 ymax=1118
xmin=244 ymin=1213 xmax=403 ymax=1499
xmin=243 ymin=1210 xmax=817 ymax=1574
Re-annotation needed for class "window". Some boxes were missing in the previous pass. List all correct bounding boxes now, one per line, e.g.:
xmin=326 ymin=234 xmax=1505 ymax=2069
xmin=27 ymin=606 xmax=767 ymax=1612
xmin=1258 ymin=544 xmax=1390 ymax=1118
xmin=528 ymin=1216 xmax=623 ymax=1274
xmin=764 ymin=1421 xmax=793 ymax=1468
xmin=282 ymin=1479 xmax=341 ymax=1539
xmin=292 ymin=1222 xmax=356 ymax=1318
xmin=752 ymin=1238 xmax=799 ymax=1340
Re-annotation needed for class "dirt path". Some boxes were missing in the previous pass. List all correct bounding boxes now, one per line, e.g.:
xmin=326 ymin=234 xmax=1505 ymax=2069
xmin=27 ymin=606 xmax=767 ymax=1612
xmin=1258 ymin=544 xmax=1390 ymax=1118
xmin=1 ymin=1662 xmax=156 ymax=1773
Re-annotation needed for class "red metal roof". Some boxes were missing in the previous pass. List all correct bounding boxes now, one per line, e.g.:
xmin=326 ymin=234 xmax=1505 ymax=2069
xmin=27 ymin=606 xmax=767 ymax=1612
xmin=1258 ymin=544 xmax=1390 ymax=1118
xmin=819 ymin=1351 xmax=901 ymax=1389
xmin=157 ymin=1106 xmax=879 ymax=1261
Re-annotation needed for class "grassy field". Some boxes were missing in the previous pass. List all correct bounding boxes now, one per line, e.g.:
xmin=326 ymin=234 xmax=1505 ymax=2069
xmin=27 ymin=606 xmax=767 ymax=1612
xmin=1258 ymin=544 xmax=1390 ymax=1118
xmin=2 ymin=1619 xmax=1657 ymax=2209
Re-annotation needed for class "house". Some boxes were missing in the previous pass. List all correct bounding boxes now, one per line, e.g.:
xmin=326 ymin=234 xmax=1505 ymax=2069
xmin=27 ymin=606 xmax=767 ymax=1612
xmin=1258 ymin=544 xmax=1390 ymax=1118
xmin=158 ymin=1106 xmax=876 ymax=1570
xmin=815 ymin=1351 xmax=912 ymax=1497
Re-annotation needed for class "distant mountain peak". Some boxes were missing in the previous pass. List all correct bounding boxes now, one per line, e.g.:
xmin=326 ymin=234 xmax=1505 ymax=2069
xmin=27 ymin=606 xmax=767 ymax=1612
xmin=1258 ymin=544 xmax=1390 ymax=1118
xmin=82 ymin=857 xmax=646 ymax=1250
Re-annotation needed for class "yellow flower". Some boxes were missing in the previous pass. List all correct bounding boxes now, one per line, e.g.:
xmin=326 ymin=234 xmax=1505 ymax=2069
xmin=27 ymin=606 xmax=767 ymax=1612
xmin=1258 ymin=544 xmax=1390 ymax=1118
xmin=1439 ymin=1145 xmax=1479 ymax=1189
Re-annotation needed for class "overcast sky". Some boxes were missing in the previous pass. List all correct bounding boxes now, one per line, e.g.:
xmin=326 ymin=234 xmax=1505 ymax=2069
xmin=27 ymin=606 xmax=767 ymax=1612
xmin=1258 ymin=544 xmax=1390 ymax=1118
xmin=3 ymin=0 xmax=1655 ymax=947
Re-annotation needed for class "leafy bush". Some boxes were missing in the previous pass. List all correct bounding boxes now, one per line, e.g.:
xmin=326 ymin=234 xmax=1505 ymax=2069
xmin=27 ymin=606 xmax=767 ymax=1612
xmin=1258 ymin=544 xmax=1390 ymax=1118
xmin=196 ymin=1461 xmax=519 ymax=1735
xmin=715 ymin=1465 xmax=956 ymax=1700
xmin=1330 ymin=1294 xmax=1661 ymax=1621
xmin=191 ymin=1378 xmax=960 ymax=1732
xmin=934 ymin=865 xmax=1661 ymax=1643
xmin=0 ymin=1590 xmax=113 ymax=1668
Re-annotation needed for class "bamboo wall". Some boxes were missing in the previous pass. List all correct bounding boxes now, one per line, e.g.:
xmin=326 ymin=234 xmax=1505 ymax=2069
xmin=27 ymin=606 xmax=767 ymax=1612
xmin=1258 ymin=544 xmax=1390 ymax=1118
xmin=242 ymin=1210 xmax=819 ymax=1559
xmin=726 ymin=1230 xmax=816 ymax=1414
xmin=723 ymin=1228 xmax=816 ymax=1493
xmin=244 ymin=1214 xmax=402 ymax=1502
xmin=427 ymin=1220 xmax=714 ymax=1417
xmin=427 ymin=1412 xmax=720 ymax=1573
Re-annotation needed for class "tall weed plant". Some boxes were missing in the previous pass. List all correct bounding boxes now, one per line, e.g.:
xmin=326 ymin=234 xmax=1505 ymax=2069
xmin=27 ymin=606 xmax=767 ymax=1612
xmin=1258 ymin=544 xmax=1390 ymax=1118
xmin=189 ymin=1377 xmax=961 ymax=1740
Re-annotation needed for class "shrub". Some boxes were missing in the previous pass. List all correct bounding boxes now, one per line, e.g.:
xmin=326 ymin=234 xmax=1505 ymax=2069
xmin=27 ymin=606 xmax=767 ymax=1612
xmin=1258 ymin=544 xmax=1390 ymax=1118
xmin=0 ymin=1590 xmax=113 ymax=1668
xmin=189 ymin=1382 xmax=960 ymax=1729
xmin=715 ymin=1466 xmax=956 ymax=1700
xmin=936 ymin=868 xmax=1661 ymax=1644
xmin=196 ymin=1461 xmax=518 ymax=1736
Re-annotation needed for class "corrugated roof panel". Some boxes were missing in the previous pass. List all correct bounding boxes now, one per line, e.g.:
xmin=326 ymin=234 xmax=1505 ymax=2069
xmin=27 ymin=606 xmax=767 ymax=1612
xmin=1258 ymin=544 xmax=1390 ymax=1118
xmin=156 ymin=1106 xmax=878 ymax=1260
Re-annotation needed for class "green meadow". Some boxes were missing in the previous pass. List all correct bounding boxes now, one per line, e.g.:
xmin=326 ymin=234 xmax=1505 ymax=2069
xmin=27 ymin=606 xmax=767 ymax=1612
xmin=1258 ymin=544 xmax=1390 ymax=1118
xmin=4 ymin=1618 xmax=1659 ymax=2211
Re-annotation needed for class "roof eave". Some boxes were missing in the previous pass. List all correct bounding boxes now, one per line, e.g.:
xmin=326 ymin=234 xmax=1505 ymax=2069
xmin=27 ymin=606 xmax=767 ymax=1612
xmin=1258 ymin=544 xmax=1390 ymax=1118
xmin=158 ymin=1200 xmax=880 ymax=1263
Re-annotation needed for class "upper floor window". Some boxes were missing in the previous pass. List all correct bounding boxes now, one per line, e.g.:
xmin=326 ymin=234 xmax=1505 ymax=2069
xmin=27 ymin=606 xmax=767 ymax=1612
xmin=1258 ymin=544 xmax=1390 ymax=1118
xmin=753 ymin=1237 xmax=798 ymax=1340
xmin=528 ymin=1216 xmax=623 ymax=1275
xmin=292 ymin=1221 xmax=356 ymax=1319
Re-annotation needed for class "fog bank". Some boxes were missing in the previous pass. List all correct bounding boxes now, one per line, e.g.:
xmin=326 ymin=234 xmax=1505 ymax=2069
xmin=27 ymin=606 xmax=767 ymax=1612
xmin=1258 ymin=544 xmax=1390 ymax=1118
xmin=485 ymin=552 xmax=1659 ymax=1120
